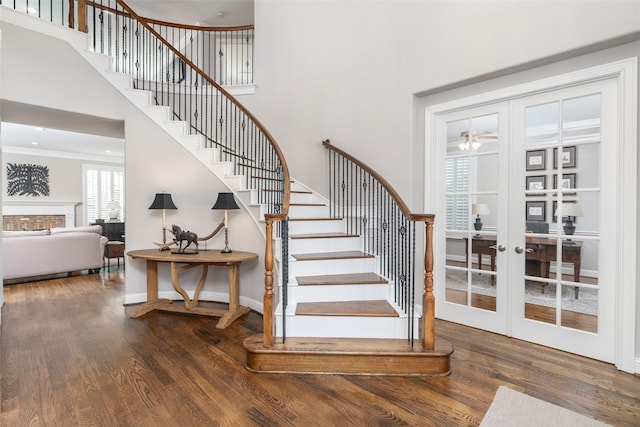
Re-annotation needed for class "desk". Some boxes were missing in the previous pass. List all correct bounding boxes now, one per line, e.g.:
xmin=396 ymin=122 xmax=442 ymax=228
xmin=526 ymin=237 xmax=582 ymax=298
xmin=463 ymin=236 xmax=583 ymax=298
xmin=128 ymin=249 xmax=258 ymax=328
xmin=463 ymin=237 xmax=497 ymax=285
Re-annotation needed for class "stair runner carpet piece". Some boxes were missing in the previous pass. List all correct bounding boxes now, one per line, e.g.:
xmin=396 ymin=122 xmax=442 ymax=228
xmin=446 ymin=270 xmax=598 ymax=315
xmin=481 ymin=386 xmax=610 ymax=426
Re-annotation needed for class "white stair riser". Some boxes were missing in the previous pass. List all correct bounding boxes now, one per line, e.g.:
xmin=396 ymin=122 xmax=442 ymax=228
xmin=144 ymin=104 xmax=171 ymax=122
xmin=274 ymin=314 xmax=419 ymax=339
xmin=287 ymin=283 xmax=389 ymax=303
xmin=290 ymin=192 xmax=314 ymax=204
xmin=287 ymin=257 xmax=377 ymax=277
xmin=210 ymin=162 xmax=234 ymax=176
xmin=288 ymin=220 xmax=346 ymax=235
xmin=289 ymin=236 xmax=362 ymax=254
xmin=236 ymin=189 xmax=257 ymax=205
xmin=163 ymin=120 xmax=187 ymax=138
xmin=180 ymin=134 xmax=205 ymax=151
xmin=223 ymin=175 xmax=246 ymax=191
xmin=289 ymin=204 xmax=329 ymax=218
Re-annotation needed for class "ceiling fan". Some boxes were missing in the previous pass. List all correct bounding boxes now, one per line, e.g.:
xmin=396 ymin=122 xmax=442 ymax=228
xmin=458 ymin=130 xmax=498 ymax=150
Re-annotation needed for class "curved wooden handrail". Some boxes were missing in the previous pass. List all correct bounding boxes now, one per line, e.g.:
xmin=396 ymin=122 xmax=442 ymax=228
xmin=322 ymin=139 xmax=432 ymax=223
xmin=113 ymin=0 xmax=290 ymax=216
xmin=85 ymin=1 xmax=254 ymax=31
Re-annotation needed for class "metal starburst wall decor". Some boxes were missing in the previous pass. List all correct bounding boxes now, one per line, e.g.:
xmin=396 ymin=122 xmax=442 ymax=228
xmin=6 ymin=163 xmax=50 ymax=197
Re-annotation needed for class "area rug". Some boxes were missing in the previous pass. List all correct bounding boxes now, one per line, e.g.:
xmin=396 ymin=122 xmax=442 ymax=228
xmin=446 ymin=270 xmax=598 ymax=315
xmin=481 ymin=386 xmax=610 ymax=427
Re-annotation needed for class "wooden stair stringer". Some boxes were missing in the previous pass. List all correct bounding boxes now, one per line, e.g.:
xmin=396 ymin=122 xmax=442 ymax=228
xmin=243 ymin=335 xmax=453 ymax=376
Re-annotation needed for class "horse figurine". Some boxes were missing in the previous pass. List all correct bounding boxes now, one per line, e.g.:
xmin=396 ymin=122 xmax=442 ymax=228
xmin=171 ymin=224 xmax=199 ymax=253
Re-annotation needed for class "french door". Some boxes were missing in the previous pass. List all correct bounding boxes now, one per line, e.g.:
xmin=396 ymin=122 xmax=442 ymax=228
xmin=432 ymin=75 xmax=622 ymax=362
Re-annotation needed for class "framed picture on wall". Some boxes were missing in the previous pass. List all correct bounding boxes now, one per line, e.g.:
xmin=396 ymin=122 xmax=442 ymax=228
xmin=526 ymin=149 xmax=546 ymax=171
xmin=553 ymin=173 xmax=577 ymax=195
xmin=553 ymin=146 xmax=577 ymax=169
xmin=526 ymin=175 xmax=546 ymax=196
xmin=526 ymin=201 xmax=547 ymax=221
xmin=526 ymin=201 xmax=546 ymax=221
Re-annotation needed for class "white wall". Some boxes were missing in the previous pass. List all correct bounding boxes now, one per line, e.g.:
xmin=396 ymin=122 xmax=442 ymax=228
xmin=245 ymin=1 xmax=640 ymax=366
xmin=245 ymin=0 xmax=640 ymax=205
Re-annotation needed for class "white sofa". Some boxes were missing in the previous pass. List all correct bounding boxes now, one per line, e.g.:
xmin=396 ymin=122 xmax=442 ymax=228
xmin=2 ymin=225 xmax=108 ymax=281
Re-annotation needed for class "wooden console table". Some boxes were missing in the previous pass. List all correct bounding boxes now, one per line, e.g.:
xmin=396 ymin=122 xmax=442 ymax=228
xmin=128 ymin=249 xmax=258 ymax=328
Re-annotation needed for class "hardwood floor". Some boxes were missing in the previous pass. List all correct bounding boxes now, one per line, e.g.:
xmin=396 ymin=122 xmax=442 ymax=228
xmin=1 ymin=270 xmax=638 ymax=426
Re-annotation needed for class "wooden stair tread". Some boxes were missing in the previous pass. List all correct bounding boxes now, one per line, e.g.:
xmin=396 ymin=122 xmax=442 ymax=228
xmin=288 ymin=217 xmax=342 ymax=221
xmin=296 ymin=300 xmax=398 ymax=317
xmin=291 ymin=203 xmax=326 ymax=207
xmin=243 ymin=335 xmax=453 ymax=376
xmin=292 ymin=251 xmax=374 ymax=261
xmin=290 ymin=232 xmax=358 ymax=239
xmin=296 ymin=272 xmax=388 ymax=286
xmin=265 ymin=189 xmax=311 ymax=194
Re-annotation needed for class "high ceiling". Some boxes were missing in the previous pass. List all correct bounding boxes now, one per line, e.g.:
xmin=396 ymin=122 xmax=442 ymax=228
xmin=128 ymin=0 xmax=254 ymax=26
xmin=0 ymin=1 xmax=254 ymax=161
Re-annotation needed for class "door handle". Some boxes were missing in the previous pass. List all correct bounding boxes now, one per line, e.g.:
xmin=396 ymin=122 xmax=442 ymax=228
xmin=514 ymin=246 xmax=534 ymax=254
xmin=489 ymin=245 xmax=506 ymax=252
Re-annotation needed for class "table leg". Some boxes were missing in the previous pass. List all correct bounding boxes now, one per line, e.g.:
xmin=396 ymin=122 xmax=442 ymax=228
xmin=170 ymin=262 xmax=208 ymax=309
xmin=573 ymin=262 xmax=581 ymax=299
xmin=216 ymin=262 xmax=250 ymax=329
xmin=130 ymin=260 xmax=171 ymax=318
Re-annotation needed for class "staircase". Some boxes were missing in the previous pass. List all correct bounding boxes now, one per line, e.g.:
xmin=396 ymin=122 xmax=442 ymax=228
xmin=3 ymin=0 xmax=453 ymax=376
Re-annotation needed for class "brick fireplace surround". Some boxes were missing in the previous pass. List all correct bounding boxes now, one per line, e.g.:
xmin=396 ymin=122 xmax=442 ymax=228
xmin=2 ymin=204 xmax=77 ymax=231
xmin=3 ymin=215 xmax=66 ymax=231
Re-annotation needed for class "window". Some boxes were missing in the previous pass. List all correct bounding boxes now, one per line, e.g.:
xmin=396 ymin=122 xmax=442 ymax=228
xmin=83 ymin=164 xmax=124 ymax=225
xmin=445 ymin=156 xmax=469 ymax=230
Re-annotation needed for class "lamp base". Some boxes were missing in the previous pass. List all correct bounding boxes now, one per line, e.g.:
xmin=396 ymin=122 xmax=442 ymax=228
xmin=221 ymin=227 xmax=232 ymax=254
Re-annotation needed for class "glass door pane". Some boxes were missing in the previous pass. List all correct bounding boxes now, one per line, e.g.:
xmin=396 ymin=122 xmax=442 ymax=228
xmin=444 ymin=114 xmax=500 ymax=313
xmin=521 ymin=92 xmax=602 ymax=334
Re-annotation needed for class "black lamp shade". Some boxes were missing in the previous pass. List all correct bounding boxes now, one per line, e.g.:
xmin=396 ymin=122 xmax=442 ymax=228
xmin=149 ymin=193 xmax=178 ymax=210
xmin=212 ymin=192 xmax=239 ymax=210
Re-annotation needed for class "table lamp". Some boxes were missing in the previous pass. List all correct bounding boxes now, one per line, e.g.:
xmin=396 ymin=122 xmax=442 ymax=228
xmin=555 ymin=201 xmax=583 ymax=242
xmin=149 ymin=192 xmax=177 ymax=250
xmin=472 ymin=203 xmax=490 ymax=237
xmin=212 ymin=192 xmax=240 ymax=253
xmin=108 ymin=200 xmax=121 ymax=222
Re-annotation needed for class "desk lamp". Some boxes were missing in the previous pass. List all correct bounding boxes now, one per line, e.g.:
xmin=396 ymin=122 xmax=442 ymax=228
xmin=212 ymin=192 xmax=240 ymax=253
xmin=149 ymin=193 xmax=177 ymax=250
xmin=472 ymin=203 xmax=490 ymax=238
xmin=555 ymin=201 xmax=583 ymax=243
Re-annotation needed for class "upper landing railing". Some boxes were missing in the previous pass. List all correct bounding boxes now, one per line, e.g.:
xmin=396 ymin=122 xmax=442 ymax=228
xmin=2 ymin=0 xmax=254 ymax=87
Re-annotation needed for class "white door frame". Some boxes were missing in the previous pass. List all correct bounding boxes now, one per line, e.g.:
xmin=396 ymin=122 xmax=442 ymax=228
xmin=424 ymin=58 xmax=637 ymax=373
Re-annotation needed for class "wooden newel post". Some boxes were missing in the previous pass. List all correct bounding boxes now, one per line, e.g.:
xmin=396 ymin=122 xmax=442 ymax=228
xmin=69 ymin=0 xmax=87 ymax=32
xmin=263 ymin=215 xmax=275 ymax=348
xmin=78 ymin=0 xmax=87 ymax=33
xmin=422 ymin=219 xmax=435 ymax=350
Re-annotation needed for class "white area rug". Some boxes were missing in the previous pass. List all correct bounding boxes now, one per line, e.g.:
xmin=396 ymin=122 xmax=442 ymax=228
xmin=481 ymin=386 xmax=610 ymax=427
xmin=446 ymin=270 xmax=598 ymax=315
